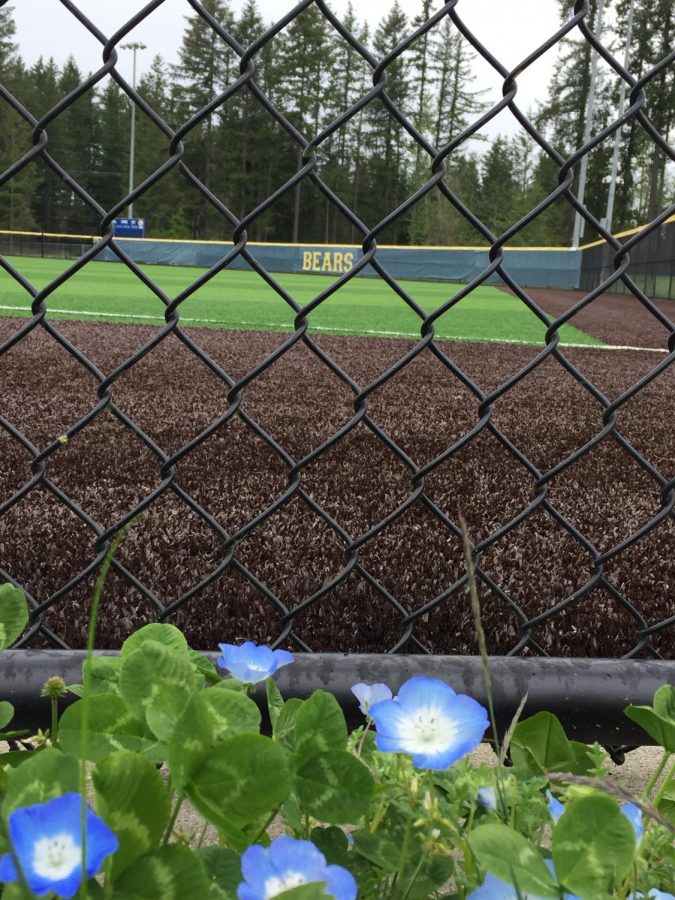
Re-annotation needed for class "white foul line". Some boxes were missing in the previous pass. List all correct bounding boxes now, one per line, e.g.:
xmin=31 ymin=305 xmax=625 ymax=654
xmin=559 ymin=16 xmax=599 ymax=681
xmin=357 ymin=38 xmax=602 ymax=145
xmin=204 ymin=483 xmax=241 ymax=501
xmin=0 ymin=304 xmax=669 ymax=354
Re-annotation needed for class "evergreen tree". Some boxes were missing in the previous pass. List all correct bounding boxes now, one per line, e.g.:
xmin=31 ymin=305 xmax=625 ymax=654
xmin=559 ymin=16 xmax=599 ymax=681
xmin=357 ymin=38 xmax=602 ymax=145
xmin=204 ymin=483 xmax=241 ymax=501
xmin=0 ymin=8 xmax=36 ymax=230
xmin=365 ymin=2 xmax=412 ymax=243
xmin=173 ymin=0 xmax=237 ymax=237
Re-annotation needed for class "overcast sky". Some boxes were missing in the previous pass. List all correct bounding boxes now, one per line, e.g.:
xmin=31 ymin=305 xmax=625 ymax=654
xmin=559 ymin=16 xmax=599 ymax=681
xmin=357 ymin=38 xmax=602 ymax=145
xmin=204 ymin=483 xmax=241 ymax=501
xmin=9 ymin=0 xmax=563 ymax=141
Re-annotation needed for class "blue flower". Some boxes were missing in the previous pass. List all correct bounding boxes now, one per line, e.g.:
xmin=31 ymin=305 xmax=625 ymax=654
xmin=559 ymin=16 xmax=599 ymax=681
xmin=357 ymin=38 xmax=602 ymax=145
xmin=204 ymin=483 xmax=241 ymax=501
xmin=368 ymin=675 xmax=489 ymax=770
xmin=351 ymin=682 xmax=392 ymax=716
xmin=547 ymin=790 xmax=565 ymax=823
xmin=216 ymin=641 xmax=294 ymax=684
xmin=0 ymin=793 xmax=118 ymax=898
xmin=629 ymin=891 xmax=675 ymax=899
xmin=621 ymin=801 xmax=644 ymax=844
xmin=237 ymin=835 xmax=357 ymax=900
xmin=476 ymin=786 xmax=497 ymax=811
xmin=548 ymin=792 xmax=643 ymax=844
xmin=469 ymin=862 xmax=579 ymax=899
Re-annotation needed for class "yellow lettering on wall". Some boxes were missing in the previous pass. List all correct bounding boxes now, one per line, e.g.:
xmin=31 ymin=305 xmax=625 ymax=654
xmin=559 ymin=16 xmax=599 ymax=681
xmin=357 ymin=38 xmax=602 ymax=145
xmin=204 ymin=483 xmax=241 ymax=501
xmin=343 ymin=252 xmax=354 ymax=272
xmin=333 ymin=252 xmax=343 ymax=272
xmin=312 ymin=251 xmax=322 ymax=270
xmin=322 ymin=252 xmax=332 ymax=271
xmin=302 ymin=251 xmax=313 ymax=271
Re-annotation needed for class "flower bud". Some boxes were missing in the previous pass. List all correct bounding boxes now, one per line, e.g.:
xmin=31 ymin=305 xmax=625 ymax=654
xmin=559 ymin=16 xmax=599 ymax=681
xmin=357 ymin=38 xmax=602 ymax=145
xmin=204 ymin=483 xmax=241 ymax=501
xmin=40 ymin=676 xmax=67 ymax=699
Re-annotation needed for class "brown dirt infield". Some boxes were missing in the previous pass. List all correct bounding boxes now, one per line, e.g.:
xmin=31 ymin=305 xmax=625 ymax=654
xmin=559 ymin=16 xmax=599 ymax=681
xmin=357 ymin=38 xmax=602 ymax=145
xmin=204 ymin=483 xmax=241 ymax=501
xmin=511 ymin=286 xmax=674 ymax=349
xmin=0 ymin=315 xmax=672 ymax=658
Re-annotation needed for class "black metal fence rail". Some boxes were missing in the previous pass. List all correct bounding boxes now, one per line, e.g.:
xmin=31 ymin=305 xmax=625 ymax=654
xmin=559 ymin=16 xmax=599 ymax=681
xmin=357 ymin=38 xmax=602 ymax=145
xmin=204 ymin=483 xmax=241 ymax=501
xmin=0 ymin=0 xmax=673 ymax=670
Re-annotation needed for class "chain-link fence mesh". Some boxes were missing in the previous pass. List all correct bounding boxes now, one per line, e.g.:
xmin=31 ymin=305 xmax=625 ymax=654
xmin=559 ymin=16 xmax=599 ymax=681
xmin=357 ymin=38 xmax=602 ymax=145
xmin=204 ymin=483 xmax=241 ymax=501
xmin=0 ymin=0 xmax=673 ymax=658
xmin=581 ymin=219 xmax=675 ymax=300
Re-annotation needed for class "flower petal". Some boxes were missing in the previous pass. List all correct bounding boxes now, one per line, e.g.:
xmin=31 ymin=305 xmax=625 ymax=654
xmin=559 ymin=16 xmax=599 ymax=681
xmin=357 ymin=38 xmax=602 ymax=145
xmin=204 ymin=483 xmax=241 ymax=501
xmin=351 ymin=682 xmax=393 ymax=716
xmin=325 ymin=863 xmax=358 ymax=900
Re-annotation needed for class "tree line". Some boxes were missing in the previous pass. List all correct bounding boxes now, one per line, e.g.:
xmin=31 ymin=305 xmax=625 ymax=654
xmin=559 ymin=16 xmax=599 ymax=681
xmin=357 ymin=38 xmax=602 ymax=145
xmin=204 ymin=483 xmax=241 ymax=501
xmin=0 ymin=0 xmax=672 ymax=248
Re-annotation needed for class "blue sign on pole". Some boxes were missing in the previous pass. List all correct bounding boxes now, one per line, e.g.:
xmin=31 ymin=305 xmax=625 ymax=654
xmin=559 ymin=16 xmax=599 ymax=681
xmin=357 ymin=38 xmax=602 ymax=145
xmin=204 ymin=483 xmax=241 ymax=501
xmin=112 ymin=218 xmax=146 ymax=238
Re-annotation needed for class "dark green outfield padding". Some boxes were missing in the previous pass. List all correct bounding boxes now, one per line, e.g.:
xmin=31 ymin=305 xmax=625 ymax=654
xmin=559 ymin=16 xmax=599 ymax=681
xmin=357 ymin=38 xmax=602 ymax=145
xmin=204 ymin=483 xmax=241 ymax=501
xmin=0 ymin=257 xmax=603 ymax=347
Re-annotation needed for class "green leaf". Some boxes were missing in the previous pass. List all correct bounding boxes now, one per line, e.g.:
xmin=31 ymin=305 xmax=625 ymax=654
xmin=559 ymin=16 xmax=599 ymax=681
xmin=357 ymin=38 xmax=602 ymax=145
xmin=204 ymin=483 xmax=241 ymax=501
xmin=83 ymin=656 xmax=123 ymax=695
xmin=295 ymin=751 xmax=374 ymax=824
xmin=510 ymin=712 xmax=574 ymax=773
xmin=275 ymin=886 xmax=329 ymax=900
xmin=653 ymin=684 xmax=675 ymax=720
xmin=624 ymin=704 xmax=675 ymax=752
xmin=352 ymin=831 xmax=400 ymax=872
xmin=266 ymin=677 xmax=284 ymax=730
xmin=0 ymin=701 xmax=14 ymax=730
xmin=0 ymin=584 xmax=28 ymax=650
xmin=59 ymin=694 xmax=163 ymax=763
xmin=294 ymin=691 xmax=347 ymax=764
xmin=120 ymin=642 xmax=196 ymax=742
xmin=167 ymin=692 xmax=215 ymax=792
xmin=656 ymin=771 xmax=675 ymax=825
xmin=3 ymin=748 xmax=78 ymax=816
xmin=111 ymin=844 xmax=210 ymax=899
xmin=197 ymin=847 xmax=241 ymax=900
xmin=310 ymin=826 xmax=351 ymax=867
xmin=552 ymin=792 xmax=636 ymax=896
xmin=468 ymin=824 xmax=559 ymax=898
xmin=204 ymin=684 xmax=261 ymax=740
xmin=188 ymin=649 xmax=221 ymax=685
xmin=403 ymin=855 xmax=455 ymax=899
xmin=187 ymin=734 xmax=291 ymax=835
xmin=93 ymin=751 xmax=171 ymax=879
xmin=275 ymin=698 xmax=303 ymax=751
xmin=121 ymin=622 xmax=189 ymax=658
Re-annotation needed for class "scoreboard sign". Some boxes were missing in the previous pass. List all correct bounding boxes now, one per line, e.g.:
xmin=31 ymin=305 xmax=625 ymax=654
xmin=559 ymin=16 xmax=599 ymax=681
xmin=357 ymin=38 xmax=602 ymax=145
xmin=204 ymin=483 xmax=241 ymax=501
xmin=112 ymin=218 xmax=146 ymax=238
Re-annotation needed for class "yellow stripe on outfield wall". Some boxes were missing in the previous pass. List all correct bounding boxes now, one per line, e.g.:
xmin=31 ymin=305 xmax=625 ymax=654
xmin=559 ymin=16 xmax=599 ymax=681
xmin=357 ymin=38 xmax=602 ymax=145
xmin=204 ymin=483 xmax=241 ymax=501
xmin=2 ymin=214 xmax=673 ymax=251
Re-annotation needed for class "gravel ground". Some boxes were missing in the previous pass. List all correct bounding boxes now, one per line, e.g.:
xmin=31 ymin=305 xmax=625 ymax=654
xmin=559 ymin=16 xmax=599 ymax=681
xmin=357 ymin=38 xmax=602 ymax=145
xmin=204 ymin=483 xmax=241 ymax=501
xmin=0 ymin=311 xmax=672 ymax=657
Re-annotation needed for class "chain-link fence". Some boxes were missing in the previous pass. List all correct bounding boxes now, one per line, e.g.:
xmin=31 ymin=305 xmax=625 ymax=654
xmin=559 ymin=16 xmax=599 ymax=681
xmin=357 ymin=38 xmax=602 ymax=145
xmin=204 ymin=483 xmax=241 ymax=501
xmin=0 ymin=0 xmax=673 ymax=664
xmin=581 ymin=219 xmax=675 ymax=300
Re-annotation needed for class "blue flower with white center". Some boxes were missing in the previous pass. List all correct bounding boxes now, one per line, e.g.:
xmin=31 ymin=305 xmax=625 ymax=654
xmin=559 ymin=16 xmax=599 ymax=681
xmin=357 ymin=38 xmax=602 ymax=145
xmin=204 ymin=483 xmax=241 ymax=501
xmin=237 ymin=835 xmax=357 ymax=900
xmin=0 ymin=793 xmax=118 ymax=898
xmin=368 ymin=675 xmax=489 ymax=770
xmin=216 ymin=641 xmax=294 ymax=685
xmin=476 ymin=786 xmax=497 ymax=811
xmin=548 ymin=792 xmax=643 ymax=844
xmin=351 ymin=682 xmax=392 ymax=716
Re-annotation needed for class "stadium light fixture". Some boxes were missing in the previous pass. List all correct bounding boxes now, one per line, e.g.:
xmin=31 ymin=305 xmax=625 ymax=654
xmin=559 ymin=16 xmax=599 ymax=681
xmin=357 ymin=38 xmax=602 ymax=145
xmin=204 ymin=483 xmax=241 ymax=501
xmin=120 ymin=42 xmax=147 ymax=219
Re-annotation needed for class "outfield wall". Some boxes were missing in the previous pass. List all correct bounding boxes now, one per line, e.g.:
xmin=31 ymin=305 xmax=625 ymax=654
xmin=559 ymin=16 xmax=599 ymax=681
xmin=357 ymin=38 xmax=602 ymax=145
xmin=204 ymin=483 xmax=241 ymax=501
xmin=96 ymin=239 xmax=581 ymax=289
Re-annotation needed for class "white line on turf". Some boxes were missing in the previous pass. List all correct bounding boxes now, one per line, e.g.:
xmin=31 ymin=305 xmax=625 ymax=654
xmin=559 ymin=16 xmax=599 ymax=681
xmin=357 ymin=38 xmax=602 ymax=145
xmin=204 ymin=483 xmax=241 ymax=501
xmin=0 ymin=304 xmax=669 ymax=353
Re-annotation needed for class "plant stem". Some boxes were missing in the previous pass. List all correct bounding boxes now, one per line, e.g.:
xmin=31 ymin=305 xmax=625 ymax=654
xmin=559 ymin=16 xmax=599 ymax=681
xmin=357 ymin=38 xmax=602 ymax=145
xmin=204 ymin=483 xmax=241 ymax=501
xmin=50 ymin=695 xmax=59 ymax=748
xmin=641 ymin=748 xmax=671 ymax=803
xmin=79 ymin=523 xmax=137 ymax=899
xmin=356 ymin=720 xmax=372 ymax=757
xmin=250 ymin=807 xmax=280 ymax=845
xmin=391 ymin=814 xmax=413 ymax=898
xmin=651 ymin=755 xmax=674 ymax=807
xmin=163 ymin=795 xmax=185 ymax=845
xmin=195 ymin=820 xmax=209 ymax=850
xmin=460 ymin=517 xmax=508 ymax=819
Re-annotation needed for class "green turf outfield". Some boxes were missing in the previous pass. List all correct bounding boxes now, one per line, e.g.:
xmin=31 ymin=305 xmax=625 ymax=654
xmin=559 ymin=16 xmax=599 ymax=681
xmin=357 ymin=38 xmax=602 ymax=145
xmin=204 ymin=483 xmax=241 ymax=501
xmin=0 ymin=257 xmax=603 ymax=347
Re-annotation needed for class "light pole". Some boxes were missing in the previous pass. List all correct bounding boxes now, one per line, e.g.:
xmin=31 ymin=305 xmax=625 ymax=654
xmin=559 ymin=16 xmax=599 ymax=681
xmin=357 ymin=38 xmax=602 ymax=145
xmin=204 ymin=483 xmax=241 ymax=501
xmin=605 ymin=0 xmax=635 ymax=235
xmin=571 ymin=0 xmax=605 ymax=249
xmin=120 ymin=41 xmax=146 ymax=219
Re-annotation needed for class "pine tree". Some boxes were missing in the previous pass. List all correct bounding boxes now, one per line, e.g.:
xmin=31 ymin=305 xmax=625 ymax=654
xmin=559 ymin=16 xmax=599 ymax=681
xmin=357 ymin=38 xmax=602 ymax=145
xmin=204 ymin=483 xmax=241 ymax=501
xmin=172 ymin=0 xmax=237 ymax=237
xmin=276 ymin=5 xmax=331 ymax=242
xmin=365 ymin=2 xmax=412 ymax=243
xmin=0 ymin=7 xmax=36 ymax=231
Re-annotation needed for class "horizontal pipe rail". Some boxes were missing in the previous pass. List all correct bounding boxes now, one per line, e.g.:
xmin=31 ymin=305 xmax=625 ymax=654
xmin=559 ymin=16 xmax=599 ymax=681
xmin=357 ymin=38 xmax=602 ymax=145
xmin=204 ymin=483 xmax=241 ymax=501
xmin=1 ymin=651 xmax=672 ymax=747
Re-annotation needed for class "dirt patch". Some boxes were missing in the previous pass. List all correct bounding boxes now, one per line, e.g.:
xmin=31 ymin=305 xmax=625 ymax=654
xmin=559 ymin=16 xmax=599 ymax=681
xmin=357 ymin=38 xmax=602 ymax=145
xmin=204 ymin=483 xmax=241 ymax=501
xmin=510 ymin=286 xmax=674 ymax=348
xmin=0 ymin=317 xmax=672 ymax=658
